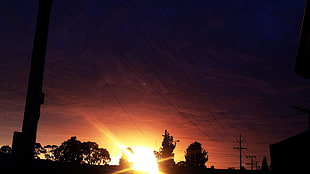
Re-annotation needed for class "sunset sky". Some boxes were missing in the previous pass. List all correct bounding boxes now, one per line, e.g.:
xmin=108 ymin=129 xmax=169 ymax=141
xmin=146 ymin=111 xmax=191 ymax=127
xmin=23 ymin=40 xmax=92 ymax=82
xmin=1 ymin=0 xmax=310 ymax=169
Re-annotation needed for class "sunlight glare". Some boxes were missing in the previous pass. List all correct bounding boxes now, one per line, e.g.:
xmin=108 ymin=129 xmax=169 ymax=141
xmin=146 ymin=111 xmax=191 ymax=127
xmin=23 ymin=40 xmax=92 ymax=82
xmin=122 ymin=146 xmax=159 ymax=174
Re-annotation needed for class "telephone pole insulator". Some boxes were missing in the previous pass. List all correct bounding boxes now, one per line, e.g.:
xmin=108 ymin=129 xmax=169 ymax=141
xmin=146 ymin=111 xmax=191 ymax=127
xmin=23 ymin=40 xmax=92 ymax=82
xmin=234 ymin=134 xmax=247 ymax=170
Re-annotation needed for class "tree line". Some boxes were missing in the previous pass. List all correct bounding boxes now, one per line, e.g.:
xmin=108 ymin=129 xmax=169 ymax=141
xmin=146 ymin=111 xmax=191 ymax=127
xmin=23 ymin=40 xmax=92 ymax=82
xmin=0 ymin=130 xmax=270 ymax=172
xmin=1 ymin=136 xmax=111 ymax=166
xmin=153 ymin=129 xmax=208 ymax=169
xmin=118 ymin=129 xmax=209 ymax=170
xmin=1 ymin=130 xmax=209 ymax=169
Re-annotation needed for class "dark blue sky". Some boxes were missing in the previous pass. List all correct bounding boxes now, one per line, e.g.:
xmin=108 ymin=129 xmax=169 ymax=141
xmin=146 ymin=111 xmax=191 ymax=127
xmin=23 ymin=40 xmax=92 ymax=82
xmin=1 ymin=0 xmax=309 ymax=169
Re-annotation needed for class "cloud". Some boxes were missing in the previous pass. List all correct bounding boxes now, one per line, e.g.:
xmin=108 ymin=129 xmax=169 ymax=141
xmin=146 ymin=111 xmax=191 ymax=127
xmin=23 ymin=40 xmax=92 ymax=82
xmin=1 ymin=0 xmax=309 ymax=169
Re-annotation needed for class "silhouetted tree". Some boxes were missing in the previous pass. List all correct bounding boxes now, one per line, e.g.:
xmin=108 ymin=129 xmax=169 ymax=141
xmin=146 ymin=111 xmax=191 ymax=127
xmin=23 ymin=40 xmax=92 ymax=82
xmin=176 ymin=161 xmax=186 ymax=167
xmin=0 ymin=145 xmax=12 ymax=160
xmin=43 ymin=145 xmax=58 ymax=161
xmin=227 ymin=167 xmax=235 ymax=172
xmin=81 ymin=141 xmax=111 ymax=165
xmin=81 ymin=141 xmax=98 ymax=164
xmin=53 ymin=136 xmax=83 ymax=164
xmin=39 ymin=137 xmax=110 ymax=165
xmin=119 ymin=147 xmax=134 ymax=168
xmin=0 ymin=145 xmax=13 ymax=168
xmin=261 ymin=156 xmax=270 ymax=174
xmin=93 ymin=147 xmax=111 ymax=165
xmin=34 ymin=143 xmax=47 ymax=159
xmin=0 ymin=145 xmax=12 ymax=154
xmin=240 ymin=166 xmax=246 ymax=172
xmin=185 ymin=141 xmax=208 ymax=168
xmin=155 ymin=130 xmax=178 ymax=168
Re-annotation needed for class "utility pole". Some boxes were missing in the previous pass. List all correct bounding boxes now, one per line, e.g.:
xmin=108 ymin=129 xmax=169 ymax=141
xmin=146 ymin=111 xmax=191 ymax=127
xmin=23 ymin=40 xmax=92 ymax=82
xmin=254 ymin=160 xmax=259 ymax=170
xmin=234 ymin=134 xmax=247 ymax=170
xmin=246 ymin=155 xmax=256 ymax=170
xmin=13 ymin=0 xmax=53 ymax=171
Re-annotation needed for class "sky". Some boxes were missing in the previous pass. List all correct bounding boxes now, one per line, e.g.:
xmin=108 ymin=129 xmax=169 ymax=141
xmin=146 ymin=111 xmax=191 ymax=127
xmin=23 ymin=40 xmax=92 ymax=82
xmin=1 ymin=0 xmax=310 ymax=169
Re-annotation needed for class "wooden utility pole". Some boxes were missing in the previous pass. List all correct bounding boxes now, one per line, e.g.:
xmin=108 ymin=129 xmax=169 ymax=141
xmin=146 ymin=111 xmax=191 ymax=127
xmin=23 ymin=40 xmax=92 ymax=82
xmin=254 ymin=160 xmax=259 ymax=170
xmin=246 ymin=155 xmax=256 ymax=170
xmin=234 ymin=134 xmax=247 ymax=170
xmin=17 ymin=0 xmax=53 ymax=171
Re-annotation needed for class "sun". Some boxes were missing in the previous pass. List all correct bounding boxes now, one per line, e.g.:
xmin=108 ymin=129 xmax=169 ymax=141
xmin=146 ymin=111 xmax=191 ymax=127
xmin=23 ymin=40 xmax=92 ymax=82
xmin=121 ymin=146 xmax=159 ymax=174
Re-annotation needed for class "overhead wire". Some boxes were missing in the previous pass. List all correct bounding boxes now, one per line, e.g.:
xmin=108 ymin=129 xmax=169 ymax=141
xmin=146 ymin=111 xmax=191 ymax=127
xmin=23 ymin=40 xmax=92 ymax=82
xmin=154 ymin=0 xmax=240 ymax=136
xmin=54 ymin=0 xmax=150 ymax=142
xmin=125 ymin=4 xmax=252 ymax=167
xmin=128 ymin=0 xmax=229 ymax=139
xmin=92 ymin=0 xmax=218 ymax=141
xmin=53 ymin=0 xmax=269 ymax=165
xmin=122 ymin=0 xmax=222 ymax=139
xmin=68 ymin=0 xmax=218 ymax=142
xmin=143 ymin=0 xmax=269 ymax=167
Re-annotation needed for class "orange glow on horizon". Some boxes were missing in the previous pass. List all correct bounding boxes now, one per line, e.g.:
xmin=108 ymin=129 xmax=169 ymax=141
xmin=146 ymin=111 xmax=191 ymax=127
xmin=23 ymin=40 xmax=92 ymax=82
xmin=83 ymin=115 xmax=159 ymax=165
xmin=119 ymin=145 xmax=159 ymax=174
xmin=78 ymin=113 xmax=266 ymax=170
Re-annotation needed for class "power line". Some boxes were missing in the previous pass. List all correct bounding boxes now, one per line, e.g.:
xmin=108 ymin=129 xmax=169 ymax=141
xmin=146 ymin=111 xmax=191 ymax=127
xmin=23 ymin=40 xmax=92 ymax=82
xmin=122 ymin=0 xmax=224 ymax=140
xmin=245 ymin=155 xmax=256 ymax=171
xmin=94 ymin=0 xmax=218 ymax=141
xmin=52 ymin=2 xmax=271 ymax=168
xmin=153 ymin=0 xmax=240 ymax=137
xmin=233 ymin=134 xmax=247 ymax=170
xmin=54 ymin=0 xmax=150 ymax=141
xmin=124 ymin=0 xmax=231 ymax=141
xmin=55 ymin=0 xmax=217 ymax=142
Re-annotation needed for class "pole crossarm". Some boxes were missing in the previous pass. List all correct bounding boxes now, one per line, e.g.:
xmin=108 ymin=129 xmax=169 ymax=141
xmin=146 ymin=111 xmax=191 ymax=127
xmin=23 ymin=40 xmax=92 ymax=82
xmin=234 ymin=134 xmax=247 ymax=170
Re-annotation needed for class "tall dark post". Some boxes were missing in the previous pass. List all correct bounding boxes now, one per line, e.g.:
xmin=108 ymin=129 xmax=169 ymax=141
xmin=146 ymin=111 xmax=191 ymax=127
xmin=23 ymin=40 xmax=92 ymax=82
xmin=246 ymin=155 xmax=256 ymax=170
xmin=20 ymin=0 xmax=53 ymax=169
xmin=234 ymin=134 xmax=247 ymax=170
xmin=295 ymin=0 xmax=310 ymax=78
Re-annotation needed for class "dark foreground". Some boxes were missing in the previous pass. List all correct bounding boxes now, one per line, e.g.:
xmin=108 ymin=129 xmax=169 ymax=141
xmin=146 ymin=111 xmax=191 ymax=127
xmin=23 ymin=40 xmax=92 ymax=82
xmin=1 ymin=165 xmax=264 ymax=174
xmin=0 ymin=167 xmax=264 ymax=174
xmin=0 ymin=159 xmax=264 ymax=174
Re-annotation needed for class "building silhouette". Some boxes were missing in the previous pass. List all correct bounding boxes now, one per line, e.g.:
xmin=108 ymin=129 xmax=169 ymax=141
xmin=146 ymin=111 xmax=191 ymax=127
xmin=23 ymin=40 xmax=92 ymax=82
xmin=270 ymin=130 xmax=309 ymax=174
